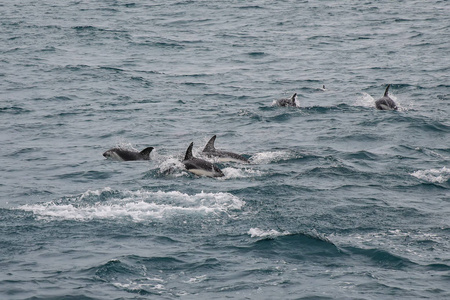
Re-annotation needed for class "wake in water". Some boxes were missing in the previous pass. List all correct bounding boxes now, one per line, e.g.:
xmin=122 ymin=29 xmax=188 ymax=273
xmin=18 ymin=188 xmax=245 ymax=222
xmin=152 ymin=149 xmax=299 ymax=179
xmin=250 ymin=150 xmax=302 ymax=164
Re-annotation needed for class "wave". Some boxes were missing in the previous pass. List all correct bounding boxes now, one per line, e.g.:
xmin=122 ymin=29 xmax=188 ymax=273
xmin=241 ymin=231 xmax=342 ymax=262
xmin=343 ymin=246 xmax=415 ymax=269
xmin=17 ymin=188 xmax=244 ymax=222
xmin=0 ymin=106 xmax=32 ymax=115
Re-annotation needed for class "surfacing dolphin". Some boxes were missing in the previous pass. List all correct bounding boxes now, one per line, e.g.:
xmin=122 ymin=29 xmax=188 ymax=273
xmin=183 ymin=142 xmax=224 ymax=177
xmin=375 ymin=84 xmax=398 ymax=110
xmin=202 ymin=135 xmax=249 ymax=163
xmin=275 ymin=93 xmax=299 ymax=107
xmin=103 ymin=147 xmax=154 ymax=161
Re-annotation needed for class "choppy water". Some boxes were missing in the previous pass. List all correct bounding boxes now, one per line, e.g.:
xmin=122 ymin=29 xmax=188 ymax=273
xmin=1 ymin=1 xmax=449 ymax=299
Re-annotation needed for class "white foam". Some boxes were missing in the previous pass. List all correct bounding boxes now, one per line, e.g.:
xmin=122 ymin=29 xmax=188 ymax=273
xmin=250 ymin=150 xmax=296 ymax=164
xmin=18 ymin=189 xmax=244 ymax=221
xmin=411 ymin=167 xmax=450 ymax=183
xmin=221 ymin=167 xmax=264 ymax=179
xmin=247 ymin=227 xmax=290 ymax=238
xmin=112 ymin=277 xmax=166 ymax=294
xmin=186 ymin=275 xmax=208 ymax=284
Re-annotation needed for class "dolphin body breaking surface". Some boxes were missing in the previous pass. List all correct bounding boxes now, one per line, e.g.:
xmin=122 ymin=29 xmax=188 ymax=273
xmin=202 ymin=135 xmax=249 ymax=163
xmin=375 ymin=84 xmax=398 ymax=110
xmin=183 ymin=142 xmax=224 ymax=177
xmin=103 ymin=147 xmax=154 ymax=161
xmin=275 ymin=93 xmax=299 ymax=107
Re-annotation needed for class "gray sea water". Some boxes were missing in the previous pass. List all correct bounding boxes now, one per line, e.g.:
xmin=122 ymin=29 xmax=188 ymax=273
xmin=1 ymin=1 xmax=450 ymax=299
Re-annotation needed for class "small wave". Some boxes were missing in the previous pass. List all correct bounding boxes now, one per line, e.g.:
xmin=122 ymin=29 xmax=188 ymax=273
xmin=17 ymin=188 xmax=244 ymax=221
xmin=94 ymin=258 xmax=170 ymax=296
xmin=411 ymin=167 xmax=450 ymax=184
xmin=344 ymin=247 xmax=415 ymax=269
xmin=0 ymin=106 xmax=32 ymax=114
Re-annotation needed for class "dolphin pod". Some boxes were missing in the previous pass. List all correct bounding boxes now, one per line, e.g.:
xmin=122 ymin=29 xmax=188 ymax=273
xmin=103 ymin=84 xmax=400 ymax=176
xmin=275 ymin=84 xmax=399 ymax=110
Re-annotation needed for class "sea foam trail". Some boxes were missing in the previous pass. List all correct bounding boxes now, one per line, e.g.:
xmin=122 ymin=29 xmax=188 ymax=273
xmin=247 ymin=228 xmax=290 ymax=238
xmin=250 ymin=150 xmax=299 ymax=164
xmin=18 ymin=188 xmax=244 ymax=221
xmin=411 ymin=167 xmax=450 ymax=183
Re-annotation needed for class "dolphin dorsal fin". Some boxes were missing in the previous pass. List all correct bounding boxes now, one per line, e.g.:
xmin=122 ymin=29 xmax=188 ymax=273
xmin=140 ymin=147 xmax=154 ymax=159
xmin=384 ymin=84 xmax=391 ymax=97
xmin=291 ymin=93 xmax=297 ymax=100
xmin=203 ymin=135 xmax=217 ymax=152
xmin=184 ymin=142 xmax=194 ymax=160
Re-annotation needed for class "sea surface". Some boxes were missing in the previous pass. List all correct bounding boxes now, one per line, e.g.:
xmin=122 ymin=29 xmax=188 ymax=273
xmin=1 ymin=1 xmax=449 ymax=299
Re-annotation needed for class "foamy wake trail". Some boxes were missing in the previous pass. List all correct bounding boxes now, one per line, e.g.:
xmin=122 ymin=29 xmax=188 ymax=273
xmin=221 ymin=167 xmax=264 ymax=179
xmin=250 ymin=150 xmax=297 ymax=164
xmin=18 ymin=188 xmax=244 ymax=221
xmin=410 ymin=167 xmax=450 ymax=183
xmin=247 ymin=227 xmax=290 ymax=238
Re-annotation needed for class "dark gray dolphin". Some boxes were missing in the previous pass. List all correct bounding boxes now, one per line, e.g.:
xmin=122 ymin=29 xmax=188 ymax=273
xmin=103 ymin=147 xmax=154 ymax=161
xmin=183 ymin=142 xmax=224 ymax=177
xmin=275 ymin=93 xmax=299 ymax=107
xmin=375 ymin=84 xmax=398 ymax=110
xmin=202 ymin=135 xmax=249 ymax=163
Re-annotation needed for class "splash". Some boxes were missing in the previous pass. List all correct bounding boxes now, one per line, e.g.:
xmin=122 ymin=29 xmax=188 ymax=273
xmin=355 ymin=92 xmax=375 ymax=108
xmin=410 ymin=167 xmax=450 ymax=183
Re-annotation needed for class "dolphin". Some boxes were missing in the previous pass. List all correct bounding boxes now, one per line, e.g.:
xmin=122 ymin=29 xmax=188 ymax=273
xmin=275 ymin=93 xmax=299 ymax=107
xmin=202 ymin=135 xmax=249 ymax=163
xmin=103 ymin=147 xmax=154 ymax=161
xmin=183 ymin=142 xmax=224 ymax=177
xmin=375 ymin=84 xmax=398 ymax=110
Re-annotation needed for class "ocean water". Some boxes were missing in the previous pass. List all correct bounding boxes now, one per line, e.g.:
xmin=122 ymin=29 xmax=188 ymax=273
xmin=1 ymin=0 xmax=449 ymax=299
